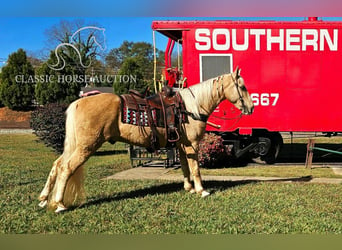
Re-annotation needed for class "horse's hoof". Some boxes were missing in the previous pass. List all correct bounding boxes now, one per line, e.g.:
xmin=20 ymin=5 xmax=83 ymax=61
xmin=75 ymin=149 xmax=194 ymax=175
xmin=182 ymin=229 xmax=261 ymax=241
xmin=55 ymin=205 xmax=67 ymax=214
xmin=38 ymin=200 xmax=47 ymax=208
xmin=189 ymin=188 xmax=196 ymax=194
xmin=201 ymin=190 xmax=210 ymax=198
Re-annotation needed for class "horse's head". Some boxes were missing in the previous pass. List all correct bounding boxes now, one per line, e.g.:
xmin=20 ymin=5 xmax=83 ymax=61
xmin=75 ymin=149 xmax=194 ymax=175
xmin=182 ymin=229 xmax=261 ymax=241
xmin=92 ymin=27 xmax=107 ymax=51
xmin=71 ymin=26 xmax=107 ymax=51
xmin=223 ymin=67 xmax=254 ymax=115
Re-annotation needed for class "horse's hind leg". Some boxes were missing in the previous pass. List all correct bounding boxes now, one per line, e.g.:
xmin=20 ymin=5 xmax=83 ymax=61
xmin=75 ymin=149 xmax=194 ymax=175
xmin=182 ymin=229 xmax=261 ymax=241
xmin=52 ymin=147 xmax=92 ymax=213
xmin=38 ymin=155 xmax=63 ymax=208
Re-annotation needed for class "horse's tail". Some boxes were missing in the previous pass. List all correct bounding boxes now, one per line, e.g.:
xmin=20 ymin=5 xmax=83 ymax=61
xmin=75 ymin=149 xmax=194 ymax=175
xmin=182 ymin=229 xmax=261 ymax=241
xmin=63 ymin=101 xmax=86 ymax=208
xmin=49 ymin=101 xmax=86 ymax=210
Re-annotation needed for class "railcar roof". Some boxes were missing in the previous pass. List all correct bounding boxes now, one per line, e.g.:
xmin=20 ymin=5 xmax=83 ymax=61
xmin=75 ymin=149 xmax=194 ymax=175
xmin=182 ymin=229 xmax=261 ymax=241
xmin=152 ymin=20 xmax=342 ymax=41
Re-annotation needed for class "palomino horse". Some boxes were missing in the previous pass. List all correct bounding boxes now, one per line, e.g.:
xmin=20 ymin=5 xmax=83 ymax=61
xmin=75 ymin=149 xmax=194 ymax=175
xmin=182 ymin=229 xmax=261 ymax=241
xmin=38 ymin=67 xmax=254 ymax=213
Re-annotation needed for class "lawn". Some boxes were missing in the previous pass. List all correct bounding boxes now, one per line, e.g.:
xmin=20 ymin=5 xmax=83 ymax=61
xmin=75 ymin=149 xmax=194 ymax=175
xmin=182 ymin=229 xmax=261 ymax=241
xmin=0 ymin=134 xmax=341 ymax=233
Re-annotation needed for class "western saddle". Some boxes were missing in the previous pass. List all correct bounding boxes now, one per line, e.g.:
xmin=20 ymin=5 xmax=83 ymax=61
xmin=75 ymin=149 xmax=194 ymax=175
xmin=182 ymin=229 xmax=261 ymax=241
xmin=120 ymin=86 xmax=186 ymax=152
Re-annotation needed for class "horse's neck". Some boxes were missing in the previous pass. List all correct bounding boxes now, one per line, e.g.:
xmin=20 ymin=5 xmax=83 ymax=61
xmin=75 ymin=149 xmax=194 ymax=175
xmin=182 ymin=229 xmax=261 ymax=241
xmin=196 ymin=77 xmax=227 ymax=115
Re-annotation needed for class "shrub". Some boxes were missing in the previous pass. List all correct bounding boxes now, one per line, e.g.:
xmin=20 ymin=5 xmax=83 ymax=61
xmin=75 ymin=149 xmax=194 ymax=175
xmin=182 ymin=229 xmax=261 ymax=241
xmin=198 ymin=133 xmax=231 ymax=168
xmin=30 ymin=103 xmax=68 ymax=153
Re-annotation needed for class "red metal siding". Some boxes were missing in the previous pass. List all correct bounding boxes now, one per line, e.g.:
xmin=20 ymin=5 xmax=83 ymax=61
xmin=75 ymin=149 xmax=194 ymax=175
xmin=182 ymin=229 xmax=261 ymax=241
xmin=153 ymin=20 xmax=342 ymax=133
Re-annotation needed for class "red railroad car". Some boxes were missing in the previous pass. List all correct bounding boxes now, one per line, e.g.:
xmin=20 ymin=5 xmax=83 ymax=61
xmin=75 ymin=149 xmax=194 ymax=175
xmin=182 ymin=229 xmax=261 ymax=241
xmin=152 ymin=18 xmax=342 ymax=163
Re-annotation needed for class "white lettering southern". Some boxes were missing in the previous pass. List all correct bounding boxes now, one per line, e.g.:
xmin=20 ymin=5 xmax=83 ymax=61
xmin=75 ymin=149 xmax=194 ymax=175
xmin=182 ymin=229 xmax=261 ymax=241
xmin=195 ymin=28 xmax=338 ymax=51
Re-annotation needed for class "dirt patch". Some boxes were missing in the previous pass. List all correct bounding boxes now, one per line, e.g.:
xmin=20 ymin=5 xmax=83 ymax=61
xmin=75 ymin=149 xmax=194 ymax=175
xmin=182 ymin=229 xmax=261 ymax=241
xmin=0 ymin=107 xmax=31 ymax=129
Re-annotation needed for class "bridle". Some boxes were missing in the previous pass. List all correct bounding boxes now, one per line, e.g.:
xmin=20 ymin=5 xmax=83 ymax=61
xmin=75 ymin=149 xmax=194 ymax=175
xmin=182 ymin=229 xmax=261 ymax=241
xmin=186 ymin=73 xmax=248 ymax=123
xmin=231 ymin=74 xmax=247 ymax=114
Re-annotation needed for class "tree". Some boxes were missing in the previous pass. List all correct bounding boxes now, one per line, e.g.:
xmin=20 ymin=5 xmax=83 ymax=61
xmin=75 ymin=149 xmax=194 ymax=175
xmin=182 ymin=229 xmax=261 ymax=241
xmin=35 ymin=20 xmax=107 ymax=104
xmin=113 ymin=58 xmax=145 ymax=95
xmin=0 ymin=72 xmax=3 ymax=107
xmin=106 ymin=41 xmax=156 ymax=73
xmin=85 ymin=59 xmax=109 ymax=87
xmin=106 ymin=41 xmax=164 ymax=94
xmin=35 ymin=51 xmax=82 ymax=105
xmin=105 ymin=41 xmax=133 ymax=71
xmin=27 ymin=53 xmax=44 ymax=69
xmin=0 ymin=49 xmax=35 ymax=110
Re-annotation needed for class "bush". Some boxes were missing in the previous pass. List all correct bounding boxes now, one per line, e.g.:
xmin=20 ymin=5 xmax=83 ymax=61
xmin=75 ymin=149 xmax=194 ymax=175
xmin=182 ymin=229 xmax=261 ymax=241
xmin=198 ymin=133 xmax=231 ymax=168
xmin=30 ymin=103 xmax=68 ymax=153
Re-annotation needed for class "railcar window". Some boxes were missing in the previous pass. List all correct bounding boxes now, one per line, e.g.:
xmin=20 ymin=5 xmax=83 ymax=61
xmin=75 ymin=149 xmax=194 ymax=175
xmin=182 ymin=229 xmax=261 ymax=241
xmin=200 ymin=54 xmax=232 ymax=81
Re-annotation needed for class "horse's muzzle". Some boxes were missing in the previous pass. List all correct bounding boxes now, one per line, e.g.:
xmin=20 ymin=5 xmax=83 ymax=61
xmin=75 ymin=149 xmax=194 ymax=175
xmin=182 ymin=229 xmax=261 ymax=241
xmin=242 ymin=105 xmax=254 ymax=115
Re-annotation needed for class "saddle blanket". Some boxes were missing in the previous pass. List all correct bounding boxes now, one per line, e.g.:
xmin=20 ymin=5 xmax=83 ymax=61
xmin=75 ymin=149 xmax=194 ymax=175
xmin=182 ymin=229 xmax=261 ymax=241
xmin=121 ymin=99 xmax=164 ymax=127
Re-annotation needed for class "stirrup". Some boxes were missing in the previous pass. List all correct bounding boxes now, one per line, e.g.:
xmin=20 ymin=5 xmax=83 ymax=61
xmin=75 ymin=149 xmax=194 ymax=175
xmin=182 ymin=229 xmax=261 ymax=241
xmin=168 ymin=128 xmax=180 ymax=143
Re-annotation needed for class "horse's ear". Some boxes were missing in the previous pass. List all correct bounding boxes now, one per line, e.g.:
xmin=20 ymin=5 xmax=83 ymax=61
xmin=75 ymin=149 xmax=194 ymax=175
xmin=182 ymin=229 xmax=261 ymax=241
xmin=233 ymin=66 xmax=241 ymax=79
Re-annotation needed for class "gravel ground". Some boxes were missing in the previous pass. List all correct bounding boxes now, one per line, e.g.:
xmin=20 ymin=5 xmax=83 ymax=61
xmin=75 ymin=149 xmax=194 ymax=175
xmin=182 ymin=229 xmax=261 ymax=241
xmin=0 ymin=129 xmax=33 ymax=134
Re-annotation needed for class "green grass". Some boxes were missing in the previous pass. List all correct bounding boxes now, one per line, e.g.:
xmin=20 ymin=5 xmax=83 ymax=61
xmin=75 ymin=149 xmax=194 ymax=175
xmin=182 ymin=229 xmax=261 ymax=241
xmin=0 ymin=134 xmax=341 ymax=233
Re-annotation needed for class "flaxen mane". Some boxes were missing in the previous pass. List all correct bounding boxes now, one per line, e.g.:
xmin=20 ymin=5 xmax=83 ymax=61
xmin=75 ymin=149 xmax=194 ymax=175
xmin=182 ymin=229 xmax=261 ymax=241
xmin=178 ymin=77 xmax=215 ymax=120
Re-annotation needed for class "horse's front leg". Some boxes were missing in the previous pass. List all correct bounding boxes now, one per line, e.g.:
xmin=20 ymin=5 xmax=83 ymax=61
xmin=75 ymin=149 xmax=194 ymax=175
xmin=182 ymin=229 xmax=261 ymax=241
xmin=182 ymin=144 xmax=210 ymax=197
xmin=178 ymin=147 xmax=194 ymax=193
